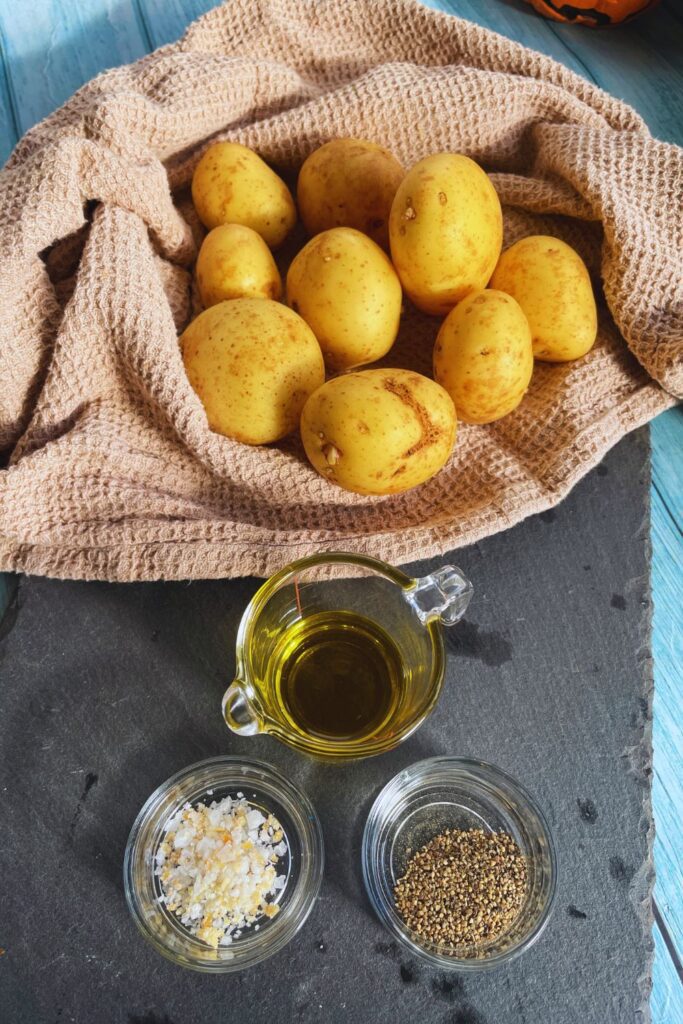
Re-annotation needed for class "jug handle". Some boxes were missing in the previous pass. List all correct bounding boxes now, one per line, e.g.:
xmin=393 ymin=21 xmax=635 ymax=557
xmin=404 ymin=565 xmax=473 ymax=626
xmin=222 ymin=679 xmax=265 ymax=736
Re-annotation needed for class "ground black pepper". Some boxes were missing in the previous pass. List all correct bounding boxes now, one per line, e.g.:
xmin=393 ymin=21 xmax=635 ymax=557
xmin=394 ymin=828 xmax=527 ymax=950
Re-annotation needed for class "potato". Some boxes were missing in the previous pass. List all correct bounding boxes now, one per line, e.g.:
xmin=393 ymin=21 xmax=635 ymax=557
xmin=191 ymin=141 xmax=296 ymax=248
xmin=297 ymin=138 xmax=404 ymax=250
xmin=389 ymin=153 xmax=503 ymax=316
xmin=300 ymin=368 xmax=456 ymax=495
xmin=433 ymin=290 xmax=533 ymax=424
xmin=286 ymin=227 xmax=402 ymax=372
xmin=181 ymin=299 xmax=324 ymax=444
xmin=196 ymin=224 xmax=282 ymax=307
xmin=490 ymin=235 xmax=597 ymax=362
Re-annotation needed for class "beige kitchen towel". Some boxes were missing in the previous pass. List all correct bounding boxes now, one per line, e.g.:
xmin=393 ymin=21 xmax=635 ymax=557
xmin=0 ymin=0 xmax=681 ymax=581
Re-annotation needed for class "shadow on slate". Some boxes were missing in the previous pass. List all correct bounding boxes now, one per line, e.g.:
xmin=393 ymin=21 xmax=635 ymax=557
xmin=0 ymin=429 xmax=654 ymax=1024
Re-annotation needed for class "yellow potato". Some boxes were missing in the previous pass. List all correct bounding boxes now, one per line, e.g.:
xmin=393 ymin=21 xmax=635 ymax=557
xmin=196 ymin=224 xmax=282 ymax=307
xmin=286 ymin=227 xmax=402 ymax=372
xmin=490 ymin=235 xmax=597 ymax=362
xmin=191 ymin=141 xmax=296 ymax=248
xmin=297 ymin=138 xmax=405 ymax=250
xmin=433 ymin=290 xmax=533 ymax=424
xmin=300 ymin=368 xmax=456 ymax=495
xmin=389 ymin=153 xmax=503 ymax=316
xmin=181 ymin=299 xmax=324 ymax=444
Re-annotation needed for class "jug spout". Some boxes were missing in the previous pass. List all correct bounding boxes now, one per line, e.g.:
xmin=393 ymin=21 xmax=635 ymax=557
xmin=222 ymin=679 xmax=265 ymax=736
xmin=406 ymin=565 xmax=473 ymax=626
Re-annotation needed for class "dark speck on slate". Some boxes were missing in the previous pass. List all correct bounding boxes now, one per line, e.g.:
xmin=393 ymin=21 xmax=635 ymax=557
xmin=400 ymin=964 xmax=418 ymax=984
xmin=446 ymin=620 xmax=512 ymax=667
xmin=83 ymin=772 xmax=98 ymax=796
xmin=611 ymin=593 xmax=627 ymax=610
xmin=596 ymin=464 xmax=609 ymax=476
xmin=432 ymin=976 xmax=465 ymax=1001
xmin=452 ymin=1007 xmax=486 ymax=1024
xmin=70 ymin=772 xmax=99 ymax=835
xmin=539 ymin=509 xmax=556 ymax=523
xmin=567 ymin=905 xmax=588 ymax=920
xmin=609 ymin=856 xmax=635 ymax=884
xmin=583 ymin=564 xmax=591 ymax=571
xmin=375 ymin=940 xmax=399 ymax=958
xmin=577 ymin=798 xmax=598 ymax=824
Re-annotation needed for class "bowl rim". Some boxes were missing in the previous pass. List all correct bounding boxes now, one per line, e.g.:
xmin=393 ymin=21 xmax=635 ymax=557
xmin=123 ymin=755 xmax=324 ymax=972
xmin=361 ymin=755 xmax=557 ymax=971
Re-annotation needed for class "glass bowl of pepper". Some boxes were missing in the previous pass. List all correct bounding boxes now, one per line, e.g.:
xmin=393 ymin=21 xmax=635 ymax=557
xmin=362 ymin=756 xmax=556 ymax=970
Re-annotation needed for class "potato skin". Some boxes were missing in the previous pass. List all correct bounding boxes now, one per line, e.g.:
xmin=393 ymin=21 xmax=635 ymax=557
xmin=490 ymin=235 xmax=597 ymax=362
xmin=181 ymin=299 xmax=324 ymax=444
xmin=297 ymin=138 xmax=404 ymax=250
xmin=191 ymin=142 xmax=296 ymax=248
xmin=389 ymin=153 xmax=503 ymax=316
xmin=300 ymin=368 xmax=456 ymax=495
xmin=196 ymin=224 xmax=282 ymax=307
xmin=286 ymin=227 xmax=402 ymax=372
xmin=433 ymin=290 xmax=533 ymax=424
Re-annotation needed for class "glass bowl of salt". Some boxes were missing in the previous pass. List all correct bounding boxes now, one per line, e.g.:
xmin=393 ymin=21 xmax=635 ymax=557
xmin=124 ymin=756 xmax=324 ymax=971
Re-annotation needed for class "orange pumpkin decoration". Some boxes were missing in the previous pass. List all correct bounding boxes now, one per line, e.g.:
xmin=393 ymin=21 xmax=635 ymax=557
xmin=525 ymin=0 xmax=659 ymax=26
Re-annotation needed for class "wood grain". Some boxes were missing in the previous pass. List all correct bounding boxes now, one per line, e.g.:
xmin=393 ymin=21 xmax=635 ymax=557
xmin=652 ymin=408 xmax=683 ymax=962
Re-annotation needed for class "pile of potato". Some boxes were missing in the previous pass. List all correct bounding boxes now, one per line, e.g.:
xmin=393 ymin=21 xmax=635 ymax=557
xmin=182 ymin=138 xmax=597 ymax=495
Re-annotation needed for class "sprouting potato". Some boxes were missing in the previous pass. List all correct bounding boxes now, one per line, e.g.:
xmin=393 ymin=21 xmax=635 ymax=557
xmin=389 ymin=153 xmax=503 ymax=316
xmin=490 ymin=235 xmax=597 ymax=362
xmin=196 ymin=224 xmax=282 ymax=307
xmin=181 ymin=298 xmax=324 ymax=444
xmin=300 ymin=368 xmax=456 ymax=495
xmin=433 ymin=290 xmax=534 ymax=424
xmin=191 ymin=141 xmax=296 ymax=249
xmin=297 ymin=138 xmax=405 ymax=250
xmin=286 ymin=227 xmax=402 ymax=372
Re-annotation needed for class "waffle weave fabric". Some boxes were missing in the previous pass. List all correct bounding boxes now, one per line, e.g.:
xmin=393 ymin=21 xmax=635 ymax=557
xmin=0 ymin=0 xmax=680 ymax=581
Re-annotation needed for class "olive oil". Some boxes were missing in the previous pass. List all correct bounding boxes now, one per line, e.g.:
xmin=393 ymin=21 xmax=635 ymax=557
xmin=272 ymin=611 xmax=404 ymax=740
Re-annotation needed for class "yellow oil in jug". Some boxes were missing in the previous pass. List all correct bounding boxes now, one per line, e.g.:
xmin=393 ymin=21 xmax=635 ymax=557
xmin=271 ymin=610 xmax=404 ymax=742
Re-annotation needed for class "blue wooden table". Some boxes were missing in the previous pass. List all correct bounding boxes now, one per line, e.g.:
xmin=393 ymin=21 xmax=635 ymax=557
xmin=0 ymin=0 xmax=680 ymax=1018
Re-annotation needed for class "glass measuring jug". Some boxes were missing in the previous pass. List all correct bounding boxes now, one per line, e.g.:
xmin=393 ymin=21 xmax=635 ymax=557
xmin=222 ymin=552 xmax=472 ymax=761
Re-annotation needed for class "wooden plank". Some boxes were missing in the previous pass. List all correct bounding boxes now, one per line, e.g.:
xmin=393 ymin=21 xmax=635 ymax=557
xmin=423 ymin=0 xmax=683 ymax=144
xmin=542 ymin=12 xmax=683 ymax=144
xmin=0 ymin=0 xmax=150 ymax=140
xmin=652 ymin=408 xmax=683 ymax=961
xmin=652 ymin=919 xmax=683 ymax=1024
xmin=423 ymin=0 xmax=606 ymax=76
xmin=0 ymin=21 xmax=20 ymax=164
xmin=137 ymin=0 xmax=216 ymax=48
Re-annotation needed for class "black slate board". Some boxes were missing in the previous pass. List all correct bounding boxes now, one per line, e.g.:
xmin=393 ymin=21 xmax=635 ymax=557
xmin=0 ymin=430 xmax=653 ymax=1024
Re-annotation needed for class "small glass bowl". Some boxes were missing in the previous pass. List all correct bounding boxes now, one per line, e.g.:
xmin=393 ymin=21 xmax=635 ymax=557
xmin=362 ymin=757 xmax=556 ymax=971
xmin=124 ymin=756 xmax=324 ymax=972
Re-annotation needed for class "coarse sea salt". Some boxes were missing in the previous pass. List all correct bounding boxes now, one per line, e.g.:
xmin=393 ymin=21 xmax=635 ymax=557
xmin=155 ymin=794 xmax=287 ymax=948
